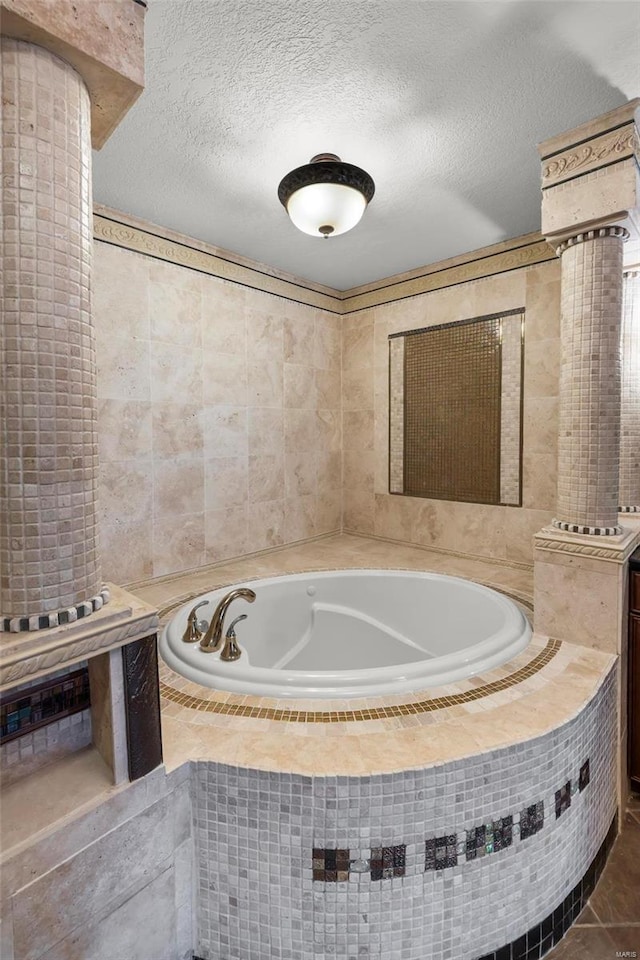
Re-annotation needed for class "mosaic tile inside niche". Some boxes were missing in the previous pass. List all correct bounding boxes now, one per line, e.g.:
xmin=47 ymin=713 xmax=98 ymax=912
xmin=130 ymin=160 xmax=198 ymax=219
xmin=312 ymin=761 xmax=588 ymax=882
xmin=159 ymin=635 xmax=558 ymax=724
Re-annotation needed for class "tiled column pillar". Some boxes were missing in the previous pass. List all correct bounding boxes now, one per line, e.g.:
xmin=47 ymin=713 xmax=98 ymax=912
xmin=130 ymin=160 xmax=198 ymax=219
xmin=551 ymin=226 xmax=628 ymax=536
xmin=1 ymin=39 xmax=106 ymax=630
xmin=619 ymin=270 xmax=640 ymax=514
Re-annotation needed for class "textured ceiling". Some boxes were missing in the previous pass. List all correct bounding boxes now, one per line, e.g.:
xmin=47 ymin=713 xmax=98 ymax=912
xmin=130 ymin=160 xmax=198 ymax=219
xmin=92 ymin=0 xmax=640 ymax=290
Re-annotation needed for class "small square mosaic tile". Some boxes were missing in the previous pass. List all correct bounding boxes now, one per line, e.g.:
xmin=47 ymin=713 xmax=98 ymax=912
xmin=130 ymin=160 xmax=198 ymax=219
xmin=313 ymin=848 xmax=350 ymax=882
xmin=426 ymin=834 xmax=457 ymax=870
xmin=519 ymin=801 xmax=544 ymax=840
xmin=370 ymin=844 xmax=405 ymax=880
xmin=555 ymin=782 xmax=572 ymax=819
xmin=579 ymin=759 xmax=590 ymax=792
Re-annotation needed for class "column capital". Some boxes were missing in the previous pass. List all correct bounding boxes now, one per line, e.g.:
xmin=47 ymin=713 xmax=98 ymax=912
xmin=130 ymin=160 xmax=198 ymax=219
xmin=554 ymin=225 xmax=630 ymax=257
xmin=538 ymin=99 xmax=640 ymax=244
xmin=0 ymin=0 xmax=145 ymax=147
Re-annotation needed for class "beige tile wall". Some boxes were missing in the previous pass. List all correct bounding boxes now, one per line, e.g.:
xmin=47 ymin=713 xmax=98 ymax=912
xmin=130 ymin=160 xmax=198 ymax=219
xmin=94 ymin=244 xmax=342 ymax=584
xmin=342 ymin=261 xmax=561 ymax=565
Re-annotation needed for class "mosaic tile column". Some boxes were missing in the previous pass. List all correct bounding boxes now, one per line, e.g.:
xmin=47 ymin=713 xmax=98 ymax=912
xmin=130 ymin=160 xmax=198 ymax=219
xmin=619 ymin=270 xmax=640 ymax=514
xmin=1 ymin=39 xmax=105 ymax=630
xmin=552 ymin=227 xmax=628 ymax=536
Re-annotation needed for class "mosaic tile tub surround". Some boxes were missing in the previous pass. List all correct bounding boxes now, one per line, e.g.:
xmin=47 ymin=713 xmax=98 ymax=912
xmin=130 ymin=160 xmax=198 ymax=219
xmin=194 ymin=665 xmax=616 ymax=960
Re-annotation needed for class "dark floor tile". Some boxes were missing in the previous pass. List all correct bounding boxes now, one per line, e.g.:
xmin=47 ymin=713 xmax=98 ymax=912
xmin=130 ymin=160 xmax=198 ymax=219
xmin=589 ymin=818 xmax=640 ymax=924
xmin=603 ymin=927 xmax=640 ymax=951
xmin=574 ymin=904 xmax=599 ymax=925
xmin=543 ymin=925 xmax=620 ymax=959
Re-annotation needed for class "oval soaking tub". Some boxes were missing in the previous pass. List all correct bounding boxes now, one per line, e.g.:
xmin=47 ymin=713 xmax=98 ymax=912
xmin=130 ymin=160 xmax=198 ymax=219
xmin=160 ymin=570 xmax=532 ymax=699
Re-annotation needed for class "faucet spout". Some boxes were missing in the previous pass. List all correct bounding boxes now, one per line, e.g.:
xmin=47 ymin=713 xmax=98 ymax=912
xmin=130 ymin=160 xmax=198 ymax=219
xmin=200 ymin=587 xmax=256 ymax=653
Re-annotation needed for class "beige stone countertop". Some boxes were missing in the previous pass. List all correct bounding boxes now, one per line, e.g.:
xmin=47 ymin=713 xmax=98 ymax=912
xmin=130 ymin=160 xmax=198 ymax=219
xmin=130 ymin=534 xmax=616 ymax=777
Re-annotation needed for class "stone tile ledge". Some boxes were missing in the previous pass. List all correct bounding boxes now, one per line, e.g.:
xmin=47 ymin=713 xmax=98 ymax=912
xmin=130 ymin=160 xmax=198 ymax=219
xmin=158 ymin=636 xmax=615 ymax=778
xmin=0 ymin=584 xmax=158 ymax=690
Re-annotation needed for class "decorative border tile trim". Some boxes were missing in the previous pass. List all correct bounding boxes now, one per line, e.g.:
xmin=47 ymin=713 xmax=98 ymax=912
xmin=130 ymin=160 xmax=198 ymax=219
xmin=159 ymin=637 xmax=559 ymax=723
xmin=343 ymin=240 xmax=554 ymax=313
xmin=619 ymin=505 xmax=640 ymax=512
xmin=541 ymin=121 xmax=639 ymax=188
xmin=94 ymin=208 xmax=556 ymax=315
xmin=94 ymin=213 xmax=342 ymax=313
xmin=551 ymin=519 xmax=622 ymax=537
xmin=313 ymin=760 xmax=589 ymax=883
xmin=1 ymin=587 xmax=111 ymax=634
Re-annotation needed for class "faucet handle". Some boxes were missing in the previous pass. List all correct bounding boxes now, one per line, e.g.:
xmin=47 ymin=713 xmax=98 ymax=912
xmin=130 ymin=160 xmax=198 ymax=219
xmin=220 ymin=614 xmax=247 ymax=662
xmin=182 ymin=600 xmax=209 ymax=644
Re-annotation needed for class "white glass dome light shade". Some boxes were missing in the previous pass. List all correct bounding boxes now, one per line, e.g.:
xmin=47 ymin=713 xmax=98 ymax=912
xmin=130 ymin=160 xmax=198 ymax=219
xmin=286 ymin=182 xmax=367 ymax=237
xmin=278 ymin=154 xmax=375 ymax=239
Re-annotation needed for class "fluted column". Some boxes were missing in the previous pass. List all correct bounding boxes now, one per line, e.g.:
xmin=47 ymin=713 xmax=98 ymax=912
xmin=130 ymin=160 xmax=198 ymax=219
xmin=1 ymin=39 xmax=105 ymax=629
xmin=551 ymin=226 xmax=628 ymax=536
xmin=619 ymin=270 xmax=640 ymax=514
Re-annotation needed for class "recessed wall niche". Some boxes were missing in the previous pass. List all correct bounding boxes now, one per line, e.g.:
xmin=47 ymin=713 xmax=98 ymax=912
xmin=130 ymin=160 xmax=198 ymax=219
xmin=389 ymin=310 xmax=524 ymax=506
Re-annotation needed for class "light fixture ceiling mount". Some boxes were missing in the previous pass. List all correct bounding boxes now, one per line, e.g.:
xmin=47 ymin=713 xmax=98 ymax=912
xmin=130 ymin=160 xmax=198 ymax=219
xmin=278 ymin=153 xmax=375 ymax=239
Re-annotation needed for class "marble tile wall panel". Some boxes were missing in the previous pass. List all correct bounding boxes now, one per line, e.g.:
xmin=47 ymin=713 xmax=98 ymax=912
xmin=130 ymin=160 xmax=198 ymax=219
xmin=194 ymin=667 xmax=616 ymax=960
xmin=4 ymin=770 xmax=194 ymax=960
xmin=38 ymin=866 xmax=177 ymax=960
xmin=94 ymin=244 xmax=342 ymax=583
xmin=345 ymin=262 xmax=561 ymax=563
xmin=11 ymin=796 xmax=173 ymax=959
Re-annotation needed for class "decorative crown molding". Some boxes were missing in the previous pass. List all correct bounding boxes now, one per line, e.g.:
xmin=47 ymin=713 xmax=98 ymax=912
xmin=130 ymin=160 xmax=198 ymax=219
xmin=542 ymin=122 xmax=639 ymax=189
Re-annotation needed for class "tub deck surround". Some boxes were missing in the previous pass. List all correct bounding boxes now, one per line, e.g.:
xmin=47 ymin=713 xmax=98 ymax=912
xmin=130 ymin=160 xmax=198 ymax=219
xmin=158 ymin=632 xmax=612 ymax=778
xmin=122 ymin=534 xmax=609 ymax=777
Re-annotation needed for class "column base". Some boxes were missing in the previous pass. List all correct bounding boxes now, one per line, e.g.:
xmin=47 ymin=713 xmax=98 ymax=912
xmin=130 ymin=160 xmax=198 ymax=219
xmin=533 ymin=524 xmax=640 ymax=653
xmin=552 ymin=518 xmax=622 ymax=536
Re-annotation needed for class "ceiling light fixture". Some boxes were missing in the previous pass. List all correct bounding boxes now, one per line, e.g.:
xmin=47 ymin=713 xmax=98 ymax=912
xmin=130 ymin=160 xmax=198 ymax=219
xmin=278 ymin=153 xmax=375 ymax=239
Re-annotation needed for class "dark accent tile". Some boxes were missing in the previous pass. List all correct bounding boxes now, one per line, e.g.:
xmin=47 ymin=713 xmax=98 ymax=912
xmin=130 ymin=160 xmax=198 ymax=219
xmin=527 ymin=923 xmax=542 ymax=947
xmin=555 ymin=782 xmax=572 ymax=819
xmin=59 ymin=610 xmax=69 ymax=624
xmin=312 ymin=848 xmax=350 ymax=882
xmin=38 ymin=615 xmax=49 ymax=629
xmin=122 ymin=635 xmax=163 ymax=781
xmin=19 ymin=617 xmax=29 ymax=631
xmin=429 ymin=833 xmax=457 ymax=870
xmin=520 ymin=801 xmax=544 ymax=839
xmin=495 ymin=947 xmax=511 ymax=960
xmin=512 ymin=933 xmax=527 ymax=959
xmin=372 ymin=844 xmax=405 ymax=880
xmin=494 ymin=815 xmax=513 ymax=851
xmin=579 ymin=759 xmax=590 ymax=792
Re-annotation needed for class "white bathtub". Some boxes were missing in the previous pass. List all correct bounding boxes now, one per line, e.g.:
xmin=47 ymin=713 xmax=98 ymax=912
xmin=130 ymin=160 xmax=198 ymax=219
xmin=159 ymin=570 xmax=532 ymax=699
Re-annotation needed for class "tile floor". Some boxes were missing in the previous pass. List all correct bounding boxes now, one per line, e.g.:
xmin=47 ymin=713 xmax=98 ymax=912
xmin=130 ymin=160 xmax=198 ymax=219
xmin=545 ymin=798 xmax=640 ymax=959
